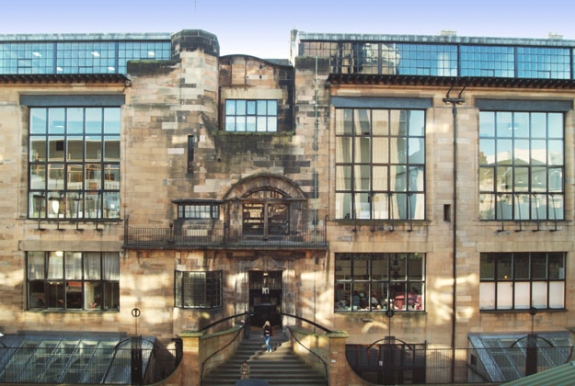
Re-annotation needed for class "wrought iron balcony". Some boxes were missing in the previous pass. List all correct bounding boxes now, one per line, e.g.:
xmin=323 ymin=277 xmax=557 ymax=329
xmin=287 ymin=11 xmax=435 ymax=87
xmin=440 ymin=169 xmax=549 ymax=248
xmin=123 ymin=218 xmax=327 ymax=251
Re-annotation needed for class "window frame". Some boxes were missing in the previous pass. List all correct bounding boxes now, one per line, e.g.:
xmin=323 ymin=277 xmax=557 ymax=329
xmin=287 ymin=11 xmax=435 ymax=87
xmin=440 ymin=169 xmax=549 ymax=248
xmin=28 ymin=106 xmax=121 ymax=221
xmin=479 ymin=252 xmax=565 ymax=311
xmin=335 ymin=253 xmax=425 ymax=313
xmin=334 ymin=108 xmax=426 ymax=221
xmin=224 ymin=99 xmax=278 ymax=132
xmin=177 ymin=203 xmax=219 ymax=219
xmin=174 ymin=270 xmax=223 ymax=309
xmin=27 ymin=251 xmax=120 ymax=311
xmin=478 ymin=110 xmax=564 ymax=221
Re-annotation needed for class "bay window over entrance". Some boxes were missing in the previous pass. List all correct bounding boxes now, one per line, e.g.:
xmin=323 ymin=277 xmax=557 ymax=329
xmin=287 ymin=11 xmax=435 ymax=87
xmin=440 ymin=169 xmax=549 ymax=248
xmin=335 ymin=108 xmax=425 ymax=220
xmin=175 ymin=270 xmax=222 ymax=309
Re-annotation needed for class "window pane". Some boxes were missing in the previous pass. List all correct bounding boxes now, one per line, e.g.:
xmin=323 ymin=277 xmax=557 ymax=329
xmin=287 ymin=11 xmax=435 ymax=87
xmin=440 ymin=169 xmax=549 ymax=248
xmin=31 ymin=108 xmax=47 ymax=134
xmin=479 ymin=194 xmax=495 ymax=220
xmin=104 ymin=137 xmax=120 ymax=161
xmin=30 ymin=137 xmax=47 ymax=162
xmin=531 ymin=282 xmax=548 ymax=308
xmin=531 ymin=253 xmax=547 ymax=279
xmin=479 ymin=112 xmax=495 ymax=137
xmin=514 ymin=253 xmax=529 ymax=279
xmin=372 ymin=137 xmax=388 ymax=163
xmin=48 ymin=108 xmax=65 ymax=134
xmin=28 ymin=252 xmax=45 ymax=280
xmin=175 ymin=271 xmax=183 ymax=307
xmin=514 ymin=282 xmax=530 ymax=309
xmin=496 ymin=282 xmax=513 ymax=309
xmin=65 ymin=252 xmax=82 ymax=280
xmin=84 ymin=253 xmax=101 ymax=280
xmin=85 ymin=108 xmax=102 ymax=133
xmin=336 ymin=137 xmax=352 ymax=163
xmin=225 ymin=100 xmax=235 ymax=115
xmin=549 ymin=282 xmax=564 ymax=308
xmin=103 ymin=253 xmax=120 ymax=280
xmin=354 ymin=137 xmax=370 ymax=163
xmin=103 ymin=108 xmax=120 ymax=134
xmin=548 ymin=253 xmax=564 ymax=279
xmin=480 ymin=282 xmax=495 ymax=310
xmin=408 ymin=110 xmax=425 ymax=136
xmin=479 ymin=167 xmax=494 ymax=191
xmin=47 ymin=252 xmax=63 ymax=279
xmin=496 ymin=254 xmax=511 ymax=280
xmin=267 ymin=100 xmax=277 ymax=115
xmin=335 ymin=254 xmax=352 ymax=281
xmin=372 ymin=110 xmax=388 ymax=136
xmin=67 ymin=108 xmax=84 ymax=134
xmin=335 ymin=193 xmax=353 ymax=219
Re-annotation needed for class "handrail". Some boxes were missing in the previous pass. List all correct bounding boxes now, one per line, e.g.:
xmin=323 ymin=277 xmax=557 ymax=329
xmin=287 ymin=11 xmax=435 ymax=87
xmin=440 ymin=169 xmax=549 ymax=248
xmin=199 ymin=312 xmax=247 ymax=333
xmin=285 ymin=327 xmax=329 ymax=386
xmin=200 ymin=327 xmax=243 ymax=382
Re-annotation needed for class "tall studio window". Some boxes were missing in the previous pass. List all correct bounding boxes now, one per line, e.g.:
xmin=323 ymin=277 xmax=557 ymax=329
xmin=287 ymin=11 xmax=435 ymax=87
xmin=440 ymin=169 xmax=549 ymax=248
xmin=335 ymin=253 xmax=425 ymax=312
xmin=480 ymin=252 xmax=565 ymax=310
xmin=29 ymin=107 xmax=121 ymax=220
xmin=27 ymin=251 xmax=120 ymax=311
xmin=175 ymin=271 xmax=222 ymax=309
xmin=479 ymin=111 xmax=564 ymax=221
xmin=225 ymin=99 xmax=278 ymax=132
xmin=335 ymin=108 xmax=425 ymax=220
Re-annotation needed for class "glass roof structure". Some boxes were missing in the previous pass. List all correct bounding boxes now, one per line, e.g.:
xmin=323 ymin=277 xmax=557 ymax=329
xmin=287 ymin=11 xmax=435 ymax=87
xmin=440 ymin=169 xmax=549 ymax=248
xmin=0 ymin=332 xmax=166 ymax=384
xmin=468 ymin=331 xmax=572 ymax=383
xmin=295 ymin=31 xmax=575 ymax=80
xmin=0 ymin=33 xmax=172 ymax=75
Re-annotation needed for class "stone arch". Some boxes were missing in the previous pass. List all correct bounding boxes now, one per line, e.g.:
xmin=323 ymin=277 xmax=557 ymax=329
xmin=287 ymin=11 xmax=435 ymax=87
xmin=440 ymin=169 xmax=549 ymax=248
xmin=223 ymin=173 xmax=306 ymax=201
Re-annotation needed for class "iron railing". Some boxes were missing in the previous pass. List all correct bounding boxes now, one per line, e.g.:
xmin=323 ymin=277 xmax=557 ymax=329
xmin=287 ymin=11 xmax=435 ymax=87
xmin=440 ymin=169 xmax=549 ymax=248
xmin=346 ymin=344 xmax=573 ymax=385
xmin=123 ymin=218 xmax=327 ymax=250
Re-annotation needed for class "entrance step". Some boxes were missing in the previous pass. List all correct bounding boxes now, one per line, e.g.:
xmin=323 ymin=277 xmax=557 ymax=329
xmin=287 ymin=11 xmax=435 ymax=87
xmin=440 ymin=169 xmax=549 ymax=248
xmin=202 ymin=329 xmax=327 ymax=386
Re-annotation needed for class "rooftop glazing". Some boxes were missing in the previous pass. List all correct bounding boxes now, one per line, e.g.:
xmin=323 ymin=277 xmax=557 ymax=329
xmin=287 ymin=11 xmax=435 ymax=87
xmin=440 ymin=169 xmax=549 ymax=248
xmin=294 ymin=31 xmax=575 ymax=79
xmin=0 ymin=33 xmax=172 ymax=75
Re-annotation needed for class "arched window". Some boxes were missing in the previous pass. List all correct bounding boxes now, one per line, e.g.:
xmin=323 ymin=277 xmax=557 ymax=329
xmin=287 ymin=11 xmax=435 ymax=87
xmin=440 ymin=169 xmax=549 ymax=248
xmin=242 ymin=189 xmax=289 ymax=236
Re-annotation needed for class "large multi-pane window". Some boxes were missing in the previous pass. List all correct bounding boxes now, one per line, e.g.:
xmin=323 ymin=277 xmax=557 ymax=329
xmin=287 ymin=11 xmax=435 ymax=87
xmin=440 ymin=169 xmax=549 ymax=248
xmin=27 ymin=251 xmax=120 ymax=311
xmin=480 ymin=252 xmax=565 ymax=310
xmin=225 ymin=100 xmax=278 ymax=132
xmin=0 ymin=39 xmax=171 ymax=74
xmin=174 ymin=271 xmax=222 ymax=309
xmin=29 ymin=107 xmax=121 ymax=220
xmin=335 ymin=108 xmax=425 ymax=220
xmin=479 ymin=111 xmax=564 ymax=221
xmin=335 ymin=253 xmax=425 ymax=312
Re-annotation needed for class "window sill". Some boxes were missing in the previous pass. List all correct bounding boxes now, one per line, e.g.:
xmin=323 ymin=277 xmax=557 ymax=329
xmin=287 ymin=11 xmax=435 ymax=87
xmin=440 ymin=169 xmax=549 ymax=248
xmin=480 ymin=308 xmax=566 ymax=313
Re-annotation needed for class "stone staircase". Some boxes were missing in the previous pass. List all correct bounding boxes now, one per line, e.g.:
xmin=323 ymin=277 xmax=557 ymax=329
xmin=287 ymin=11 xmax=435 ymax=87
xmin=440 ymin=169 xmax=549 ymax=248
xmin=202 ymin=328 xmax=328 ymax=386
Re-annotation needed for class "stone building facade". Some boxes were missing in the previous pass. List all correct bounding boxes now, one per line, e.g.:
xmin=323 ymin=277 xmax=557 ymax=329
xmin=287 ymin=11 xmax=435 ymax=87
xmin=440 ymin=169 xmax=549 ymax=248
xmin=1 ymin=28 xmax=575 ymax=383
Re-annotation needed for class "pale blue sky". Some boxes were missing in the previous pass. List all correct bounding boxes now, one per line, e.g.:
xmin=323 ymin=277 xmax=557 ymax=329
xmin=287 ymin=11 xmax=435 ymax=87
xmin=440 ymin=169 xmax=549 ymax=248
xmin=2 ymin=0 xmax=574 ymax=58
